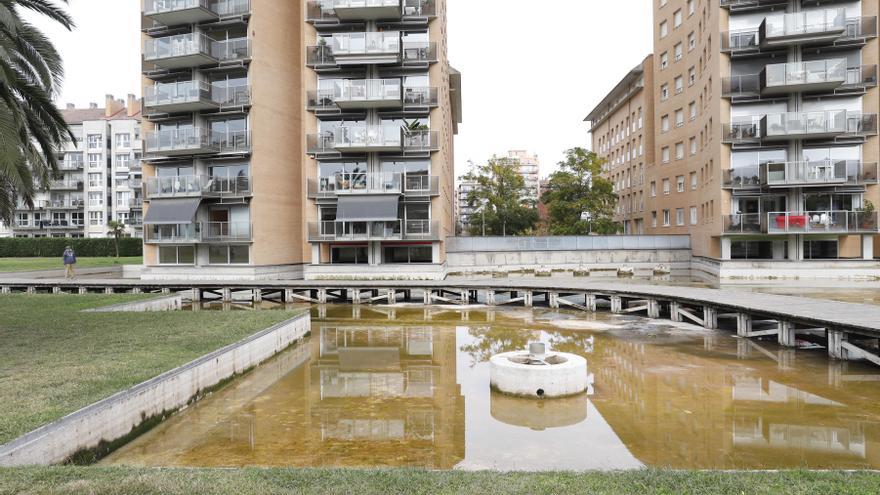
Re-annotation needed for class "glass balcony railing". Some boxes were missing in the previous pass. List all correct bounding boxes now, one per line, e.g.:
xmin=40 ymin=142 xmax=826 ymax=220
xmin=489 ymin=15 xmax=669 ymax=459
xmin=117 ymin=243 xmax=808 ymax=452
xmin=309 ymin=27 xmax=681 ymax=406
xmin=48 ymin=179 xmax=83 ymax=190
xmin=130 ymin=198 xmax=144 ymax=209
xmin=308 ymin=220 xmax=438 ymax=241
xmin=720 ymin=0 xmax=787 ymax=11
xmin=143 ymin=0 xmax=250 ymax=22
xmin=722 ymin=166 xmax=762 ymax=189
xmin=764 ymin=160 xmax=879 ymax=186
xmin=766 ymin=211 xmax=879 ymax=233
xmin=145 ymin=81 xmax=251 ymax=111
xmin=144 ymin=33 xmax=214 ymax=67
xmin=213 ymin=0 xmax=251 ymax=17
xmin=308 ymin=173 xmax=439 ymax=198
xmin=307 ymin=128 xmax=438 ymax=154
xmin=306 ymin=0 xmax=434 ymax=22
xmin=761 ymin=8 xmax=846 ymax=42
xmin=723 ymin=214 xmax=765 ymax=234
xmin=58 ymin=159 xmax=84 ymax=171
xmin=145 ymin=175 xmax=252 ymax=198
xmin=144 ymin=223 xmax=201 ymax=243
xmin=331 ymin=79 xmax=402 ymax=109
xmin=403 ymin=174 xmax=439 ymax=195
xmin=724 ymin=111 xmax=878 ymax=142
xmin=330 ymin=32 xmax=400 ymax=61
xmin=144 ymin=129 xmax=250 ymax=156
xmin=762 ymin=59 xmax=847 ymax=93
xmin=402 ymin=42 xmax=438 ymax=64
xmin=202 ymin=221 xmax=252 ymax=242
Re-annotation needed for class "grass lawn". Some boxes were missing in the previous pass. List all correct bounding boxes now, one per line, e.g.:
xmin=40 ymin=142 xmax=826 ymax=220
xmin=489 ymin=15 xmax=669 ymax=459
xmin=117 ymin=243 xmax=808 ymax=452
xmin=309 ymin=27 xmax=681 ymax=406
xmin=0 ymin=294 xmax=302 ymax=445
xmin=0 ymin=468 xmax=879 ymax=495
xmin=0 ymin=257 xmax=142 ymax=273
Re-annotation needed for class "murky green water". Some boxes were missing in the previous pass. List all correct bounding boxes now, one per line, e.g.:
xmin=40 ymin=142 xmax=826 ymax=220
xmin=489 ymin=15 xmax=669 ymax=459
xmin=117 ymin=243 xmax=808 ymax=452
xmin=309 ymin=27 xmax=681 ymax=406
xmin=102 ymin=305 xmax=880 ymax=471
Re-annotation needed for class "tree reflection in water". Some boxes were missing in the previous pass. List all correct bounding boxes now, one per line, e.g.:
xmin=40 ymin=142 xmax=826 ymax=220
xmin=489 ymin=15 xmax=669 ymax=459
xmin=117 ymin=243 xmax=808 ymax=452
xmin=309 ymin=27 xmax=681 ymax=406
xmin=460 ymin=326 xmax=596 ymax=366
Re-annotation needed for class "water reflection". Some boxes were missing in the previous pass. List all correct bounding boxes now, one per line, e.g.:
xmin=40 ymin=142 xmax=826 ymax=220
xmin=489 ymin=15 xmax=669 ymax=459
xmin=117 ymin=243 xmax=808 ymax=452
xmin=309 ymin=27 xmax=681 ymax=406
xmin=103 ymin=306 xmax=880 ymax=470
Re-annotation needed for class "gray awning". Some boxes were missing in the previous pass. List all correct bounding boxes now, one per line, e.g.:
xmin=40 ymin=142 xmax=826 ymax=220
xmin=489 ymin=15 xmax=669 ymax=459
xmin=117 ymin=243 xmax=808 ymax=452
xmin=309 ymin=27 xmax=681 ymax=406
xmin=143 ymin=198 xmax=201 ymax=225
xmin=337 ymin=195 xmax=400 ymax=222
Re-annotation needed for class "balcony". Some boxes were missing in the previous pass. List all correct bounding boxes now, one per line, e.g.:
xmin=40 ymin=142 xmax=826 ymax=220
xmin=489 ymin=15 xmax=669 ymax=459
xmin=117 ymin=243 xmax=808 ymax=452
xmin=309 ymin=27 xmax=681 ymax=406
xmin=720 ymin=0 xmax=787 ymax=12
xmin=308 ymin=172 xmax=439 ymax=199
xmin=308 ymin=126 xmax=438 ymax=154
xmin=144 ymin=33 xmax=215 ymax=70
xmin=762 ymin=59 xmax=847 ymax=95
xmin=143 ymin=0 xmax=217 ymax=26
xmin=767 ymin=211 xmax=878 ymax=234
xmin=308 ymin=81 xmax=438 ymax=113
xmin=306 ymin=0 xmax=435 ymax=23
xmin=130 ymin=198 xmax=144 ymax=209
xmin=58 ymin=159 xmax=84 ymax=171
xmin=403 ymin=174 xmax=439 ymax=196
xmin=48 ymin=199 xmax=85 ymax=209
xmin=329 ymin=32 xmax=401 ymax=65
xmin=144 ymin=129 xmax=250 ymax=156
xmin=145 ymin=175 xmax=252 ymax=199
xmin=724 ymin=111 xmax=878 ymax=143
xmin=759 ymin=9 xmax=847 ymax=46
xmin=49 ymin=180 xmax=84 ymax=191
xmin=145 ymin=81 xmax=251 ymax=114
xmin=144 ymin=223 xmax=201 ymax=244
xmin=764 ymin=160 xmax=879 ymax=187
xmin=201 ymin=221 xmax=252 ymax=242
xmin=307 ymin=219 xmax=439 ymax=242
xmin=722 ymin=166 xmax=762 ymax=189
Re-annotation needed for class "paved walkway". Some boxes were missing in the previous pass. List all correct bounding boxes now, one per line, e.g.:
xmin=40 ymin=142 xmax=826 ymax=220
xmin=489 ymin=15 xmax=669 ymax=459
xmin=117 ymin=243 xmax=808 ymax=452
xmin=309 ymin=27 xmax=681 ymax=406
xmin=2 ymin=276 xmax=879 ymax=336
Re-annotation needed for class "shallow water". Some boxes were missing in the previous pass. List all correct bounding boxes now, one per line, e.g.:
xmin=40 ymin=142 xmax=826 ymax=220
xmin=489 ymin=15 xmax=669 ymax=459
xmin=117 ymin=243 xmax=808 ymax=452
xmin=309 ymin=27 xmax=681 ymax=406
xmin=103 ymin=305 xmax=880 ymax=471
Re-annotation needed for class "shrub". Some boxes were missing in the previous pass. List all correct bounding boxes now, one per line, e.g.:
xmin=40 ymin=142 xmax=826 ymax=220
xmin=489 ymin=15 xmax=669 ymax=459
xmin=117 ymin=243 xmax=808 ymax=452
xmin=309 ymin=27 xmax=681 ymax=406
xmin=0 ymin=238 xmax=143 ymax=258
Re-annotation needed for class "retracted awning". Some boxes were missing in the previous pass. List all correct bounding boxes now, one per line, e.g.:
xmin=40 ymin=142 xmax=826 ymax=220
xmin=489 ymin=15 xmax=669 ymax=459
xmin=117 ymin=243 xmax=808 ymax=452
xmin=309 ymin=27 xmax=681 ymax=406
xmin=336 ymin=195 xmax=399 ymax=222
xmin=143 ymin=198 xmax=201 ymax=225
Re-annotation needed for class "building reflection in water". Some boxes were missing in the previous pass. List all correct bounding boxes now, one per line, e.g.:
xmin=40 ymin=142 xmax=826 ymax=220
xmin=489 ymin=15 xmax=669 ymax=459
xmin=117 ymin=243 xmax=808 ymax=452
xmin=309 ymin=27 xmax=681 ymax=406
xmin=102 ymin=306 xmax=880 ymax=470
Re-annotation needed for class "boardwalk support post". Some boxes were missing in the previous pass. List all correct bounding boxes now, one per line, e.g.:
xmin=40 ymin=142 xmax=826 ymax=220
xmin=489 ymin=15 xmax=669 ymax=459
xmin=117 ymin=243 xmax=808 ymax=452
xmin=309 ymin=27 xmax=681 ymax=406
xmin=647 ymin=299 xmax=661 ymax=318
xmin=221 ymin=288 xmax=232 ymax=302
xmin=549 ymin=292 xmax=560 ymax=309
xmin=586 ymin=294 xmax=597 ymax=312
xmin=670 ymin=301 xmax=682 ymax=322
xmin=523 ymin=291 xmax=533 ymax=308
xmin=703 ymin=306 xmax=718 ymax=329
xmin=778 ymin=321 xmax=796 ymax=347
xmin=610 ymin=296 xmax=623 ymax=314
xmin=736 ymin=313 xmax=752 ymax=337
xmin=828 ymin=330 xmax=847 ymax=360
xmin=486 ymin=290 xmax=497 ymax=306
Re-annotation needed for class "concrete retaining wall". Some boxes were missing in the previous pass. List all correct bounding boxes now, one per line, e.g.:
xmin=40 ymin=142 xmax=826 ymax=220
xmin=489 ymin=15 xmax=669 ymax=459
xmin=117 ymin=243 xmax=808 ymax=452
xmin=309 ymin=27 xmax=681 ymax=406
xmin=448 ymin=249 xmax=692 ymax=274
xmin=693 ymin=256 xmax=880 ymax=283
xmin=140 ymin=264 xmax=305 ymax=282
xmin=0 ymin=312 xmax=311 ymax=467
xmin=85 ymin=295 xmax=184 ymax=313
xmin=304 ymin=262 xmax=447 ymax=281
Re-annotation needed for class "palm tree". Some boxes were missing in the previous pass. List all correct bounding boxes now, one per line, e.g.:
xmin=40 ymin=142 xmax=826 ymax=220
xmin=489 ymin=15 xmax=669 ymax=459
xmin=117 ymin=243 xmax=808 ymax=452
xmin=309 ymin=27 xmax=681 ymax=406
xmin=107 ymin=220 xmax=126 ymax=258
xmin=0 ymin=0 xmax=75 ymax=223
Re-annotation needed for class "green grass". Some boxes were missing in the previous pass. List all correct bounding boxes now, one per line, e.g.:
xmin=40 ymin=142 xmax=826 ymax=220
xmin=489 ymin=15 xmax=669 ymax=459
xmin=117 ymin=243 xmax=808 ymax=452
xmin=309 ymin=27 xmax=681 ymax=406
xmin=0 ymin=294 xmax=301 ymax=445
xmin=0 ymin=468 xmax=878 ymax=495
xmin=0 ymin=257 xmax=142 ymax=273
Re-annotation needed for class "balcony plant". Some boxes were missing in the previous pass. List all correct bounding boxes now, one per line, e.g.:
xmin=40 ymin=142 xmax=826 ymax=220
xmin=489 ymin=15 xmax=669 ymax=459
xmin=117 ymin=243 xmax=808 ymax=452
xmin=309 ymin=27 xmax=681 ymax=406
xmin=858 ymin=200 xmax=877 ymax=230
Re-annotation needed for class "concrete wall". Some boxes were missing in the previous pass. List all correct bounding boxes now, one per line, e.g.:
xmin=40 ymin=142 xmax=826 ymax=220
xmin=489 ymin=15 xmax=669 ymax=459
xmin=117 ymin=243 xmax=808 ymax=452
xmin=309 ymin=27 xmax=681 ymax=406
xmin=692 ymin=256 xmax=880 ymax=283
xmin=0 ymin=312 xmax=310 ymax=467
xmin=141 ymin=264 xmax=304 ymax=281
xmin=305 ymin=263 xmax=447 ymax=281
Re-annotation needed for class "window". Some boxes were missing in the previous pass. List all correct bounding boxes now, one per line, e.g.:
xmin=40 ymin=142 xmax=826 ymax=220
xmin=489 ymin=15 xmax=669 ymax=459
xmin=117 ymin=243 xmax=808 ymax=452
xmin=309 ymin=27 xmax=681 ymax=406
xmin=688 ymin=67 xmax=696 ymax=86
xmin=689 ymin=137 xmax=697 ymax=155
xmin=674 ymin=43 xmax=683 ymax=61
xmin=209 ymin=245 xmax=250 ymax=265
xmin=661 ymin=147 xmax=670 ymax=163
xmin=675 ymin=109 xmax=684 ymax=127
xmin=116 ymin=191 xmax=130 ymax=206
xmin=663 ymin=209 xmax=671 ymax=226
xmin=660 ymin=52 xmax=669 ymax=69
xmin=115 ymin=133 xmax=130 ymax=148
xmin=675 ymin=143 xmax=684 ymax=160
xmin=662 ymin=178 xmax=670 ymax=194
xmin=116 ymin=153 xmax=131 ymax=169
xmin=689 ymin=101 xmax=697 ymax=120
xmin=88 ymin=153 xmax=102 ymax=169
xmin=87 ymin=134 xmax=102 ymax=150
xmin=676 ymin=208 xmax=685 ymax=226
xmin=88 ymin=192 xmax=103 ymax=207
xmin=88 ymin=211 xmax=101 ymax=226
xmin=660 ymin=20 xmax=668 ymax=38
xmin=650 ymin=181 xmax=657 ymax=197
xmin=688 ymin=32 xmax=696 ymax=50
xmin=690 ymin=171 xmax=697 ymax=190
xmin=71 ymin=212 xmax=84 ymax=226
xmin=652 ymin=211 xmax=658 ymax=228
xmin=676 ymin=175 xmax=685 ymax=192
xmin=661 ymin=115 xmax=670 ymax=132
xmin=88 ymin=173 xmax=102 ymax=188
xmin=16 ymin=213 xmax=29 ymax=227
xmin=385 ymin=245 xmax=433 ymax=264
xmin=159 ymin=246 xmax=195 ymax=265
xmin=673 ymin=9 xmax=682 ymax=28
xmin=331 ymin=246 xmax=368 ymax=264
xmin=674 ymin=76 xmax=684 ymax=94
xmin=687 ymin=0 xmax=695 ymax=16
xmin=661 ymin=84 xmax=669 ymax=100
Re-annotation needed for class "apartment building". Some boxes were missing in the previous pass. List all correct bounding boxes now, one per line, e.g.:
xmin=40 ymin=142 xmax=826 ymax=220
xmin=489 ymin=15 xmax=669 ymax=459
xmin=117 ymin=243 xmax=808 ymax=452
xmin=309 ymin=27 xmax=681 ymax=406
xmin=497 ymin=150 xmax=541 ymax=203
xmin=1 ymin=96 xmax=143 ymax=239
xmin=589 ymin=0 xmax=880 ymax=266
xmin=586 ymin=56 xmax=655 ymax=235
xmin=454 ymin=178 xmax=480 ymax=233
xmin=139 ymin=0 xmax=460 ymax=280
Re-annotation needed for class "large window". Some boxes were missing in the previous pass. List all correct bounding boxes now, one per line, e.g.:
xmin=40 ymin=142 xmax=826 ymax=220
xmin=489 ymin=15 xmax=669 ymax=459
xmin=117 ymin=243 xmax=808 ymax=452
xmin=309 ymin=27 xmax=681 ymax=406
xmin=384 ymin=245 xmax=432 ymax=264
xmin=115 ymin=133 xmax=131 ymax=148
xmin=731 ymin=241 xmax=775 ymax=260
xmin=209 ymin=245 xmax=250 ymax=265
xmin=804 ymin=240 xmax=838 ymax=260
xmin=331 ymin=246 xmax=368 ymax=264
xmin=159 ymin=246 xmax=195 ymax=265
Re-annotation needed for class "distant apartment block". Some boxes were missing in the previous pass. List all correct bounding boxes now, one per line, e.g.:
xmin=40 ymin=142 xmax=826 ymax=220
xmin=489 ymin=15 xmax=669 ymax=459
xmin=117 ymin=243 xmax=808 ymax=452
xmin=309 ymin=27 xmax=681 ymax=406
xmin=139 ymin=0 xmax=460 ymax=280
xmin=454 ymin=179 xmax=480 ymax=233
xmin=588 ymin=0 xmax=879 ymax=262
xmin=496 ymin=150 xmax=541 ymax=203
xmin=0 ymin=95 xmax=143 ymax=239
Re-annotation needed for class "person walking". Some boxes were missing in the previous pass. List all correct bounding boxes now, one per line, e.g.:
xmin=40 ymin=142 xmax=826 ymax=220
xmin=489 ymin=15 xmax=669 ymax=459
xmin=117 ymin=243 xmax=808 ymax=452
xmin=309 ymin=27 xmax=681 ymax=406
xmin=63 ymin=246 xmax=77 ymax=280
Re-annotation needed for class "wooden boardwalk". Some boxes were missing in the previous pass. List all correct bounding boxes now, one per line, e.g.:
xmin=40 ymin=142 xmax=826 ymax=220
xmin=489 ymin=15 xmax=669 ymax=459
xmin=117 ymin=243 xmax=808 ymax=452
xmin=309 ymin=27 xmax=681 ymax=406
xmin=2 ymin=276 xmax=879 ymax=365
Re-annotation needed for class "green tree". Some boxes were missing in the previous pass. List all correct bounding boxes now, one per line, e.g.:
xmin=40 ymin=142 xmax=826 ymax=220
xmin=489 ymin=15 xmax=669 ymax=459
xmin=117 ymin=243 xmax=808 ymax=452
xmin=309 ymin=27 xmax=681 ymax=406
xmin=106 ymin=220 xmax=126 ymax=258
xmin=462 ymin=158 xmax=539 ymax=236
xmin=0 ymin=0 xmax=75 ymax=223
xmin=542 ymin=147 xmax=621 ymax=235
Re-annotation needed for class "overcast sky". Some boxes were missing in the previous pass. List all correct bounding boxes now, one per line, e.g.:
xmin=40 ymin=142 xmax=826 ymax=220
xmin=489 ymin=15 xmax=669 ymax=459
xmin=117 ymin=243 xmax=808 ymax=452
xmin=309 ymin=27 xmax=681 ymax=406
xmin=29 ymin=0 xmax=653 ymax=178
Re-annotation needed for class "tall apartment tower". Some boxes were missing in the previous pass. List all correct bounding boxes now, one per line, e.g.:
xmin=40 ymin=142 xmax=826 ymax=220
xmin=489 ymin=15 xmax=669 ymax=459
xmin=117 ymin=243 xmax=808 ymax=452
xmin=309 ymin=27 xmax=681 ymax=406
xmin=590 ymin=0 xmax=879 ymax=267
xmin=586 ymin=55 xmax=656 ymax=235
xmin=140 ymin=0 xmax=459 ymax=280
xmin=1 ymin=96 xmax=144 ymax=239
xmin=304 ymin=0 xmax=461 ymax=280
xmin=499 ymin=150 xmax=541 ymax=203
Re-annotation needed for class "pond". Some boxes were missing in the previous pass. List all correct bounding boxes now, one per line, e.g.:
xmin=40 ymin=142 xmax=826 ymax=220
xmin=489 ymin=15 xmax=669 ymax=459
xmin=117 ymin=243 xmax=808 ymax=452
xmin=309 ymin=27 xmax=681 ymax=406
xmin=102 ymin=305 xmax=880 ymax=471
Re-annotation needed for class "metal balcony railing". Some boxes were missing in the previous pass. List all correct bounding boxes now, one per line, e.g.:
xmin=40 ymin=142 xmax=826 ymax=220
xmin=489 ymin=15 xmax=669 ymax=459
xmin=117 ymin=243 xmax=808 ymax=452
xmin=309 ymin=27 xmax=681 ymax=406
xmin=48 ymin=180 xmax=84 ymax=190
xmin=308 ymin=126 xmax=438 ymax=154
xmin=761 ymin=8 xmax=847 ymax=41
xmin=201 ymin=221 xmax=252 ymax=242
xmin=48 ymin=199 xmax=85 ymax=209
xmin=724 ymin=111 xmax=878 ymax=142
xmin=766 ymin=211 xmax=879 ymax=233
xmin=144 ymin=33 xmax=213 ymax=62
xmin=145 ymin=175 xmax=251 ymax=198
xmin=58 ymin=159 xmax=84 ymax=171
xmin=402 ymin=42 xmax=437 ymax=64
xmin=722 ymin=166 xmax=762 ymax=189
xmin=723 ymin=214 xmax=764 ymax=234
xmin=144 ymin=223 xmax=201 ymax=243
xmin=211 ymin=38 xmax=251 ymax=62
xmin=130 ymin=198 xmax=144 ymax=209
xmin=764 ymin=160 xmax=879 ymax=186
xmin=145 ymin=81 xmax=251 ymax=110
xmin=308 ymin=173 xmax=438 ymax=198
xmin=403 ymin=174 xmax=439 ymax=195
xmin=144 ymin=129 xmax=250 ymax=156
xmin=763 ymin=59 xmax=847 ymax=91
xmin=720 ymin=0 xmax=787 ymax=11
xmin=213 ymin=0 xmax=251 ymax=17
xmin=306 ymin=0 xmax=434 ymax=22
xmin=330 ymin=32 xmax=400 ymax=57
